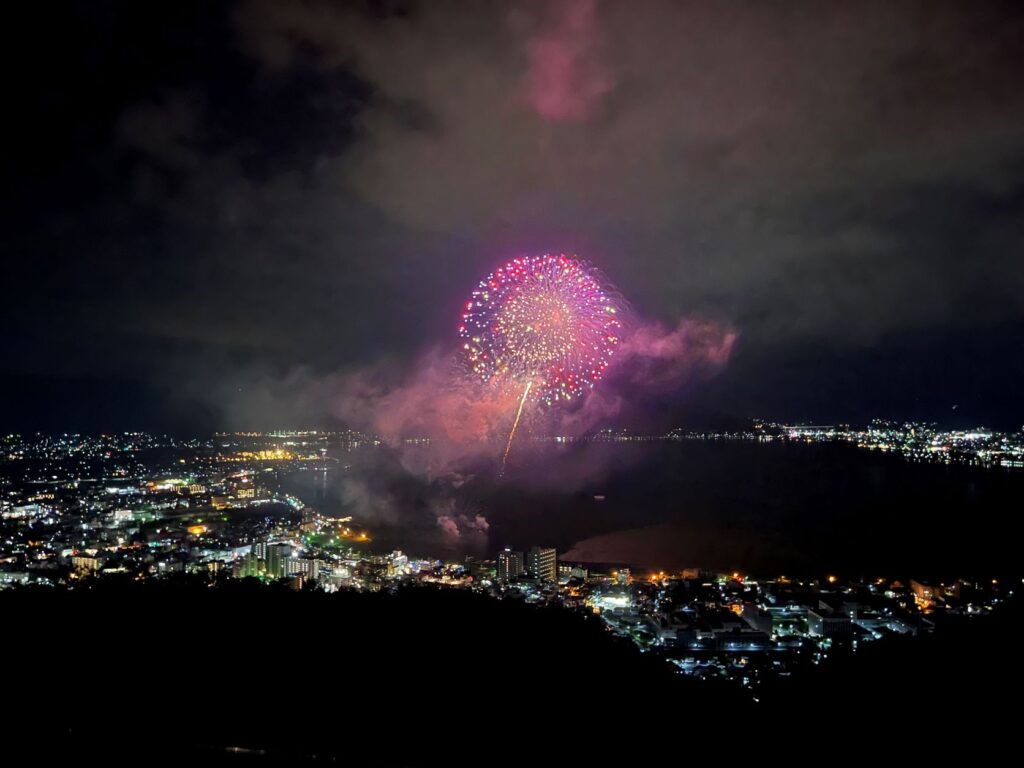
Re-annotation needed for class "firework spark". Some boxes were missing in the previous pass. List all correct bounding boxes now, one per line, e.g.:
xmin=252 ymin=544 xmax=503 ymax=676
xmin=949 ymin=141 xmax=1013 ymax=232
xmin=459 ymin=253 xmax=622 ymax=405
xmin=460 ymin=253 xmax=624 ymax=468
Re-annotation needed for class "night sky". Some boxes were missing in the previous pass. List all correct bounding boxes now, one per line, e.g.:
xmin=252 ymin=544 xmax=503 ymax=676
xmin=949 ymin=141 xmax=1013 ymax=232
xmin=4 ymin=0 xmax=1023 ymax=433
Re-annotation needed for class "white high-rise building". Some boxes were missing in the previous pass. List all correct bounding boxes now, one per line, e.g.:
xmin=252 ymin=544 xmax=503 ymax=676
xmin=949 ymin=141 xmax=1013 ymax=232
xmin=497 ymin=548 xmax=524 ymax=581
xmin=527 ymin=546 xmax=557 ymax=583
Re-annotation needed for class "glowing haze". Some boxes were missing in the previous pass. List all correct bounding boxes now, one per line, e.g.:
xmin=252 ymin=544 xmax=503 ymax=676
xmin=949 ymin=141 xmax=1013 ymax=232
xmin=326 ymin=252 xmax=735 ymax=478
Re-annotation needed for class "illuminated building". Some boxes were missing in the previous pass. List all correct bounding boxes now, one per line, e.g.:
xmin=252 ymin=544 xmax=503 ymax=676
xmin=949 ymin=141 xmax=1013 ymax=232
xmin=807 ymin=607 xmax=853 ymax=638
xmin=497 ymin=548 xmax=524 ymax=582
xmin=233 ymin=553 xmax=262 ymax=579
xmin=527 ymin=546 xmax=557 ymax=583
xmin=71 ymin=555 xmax=103 ymax=573
xmin=265 ymin=543 xmax=292 ymax=579
xmin=286 ymin=558 xmax=320 ymax=580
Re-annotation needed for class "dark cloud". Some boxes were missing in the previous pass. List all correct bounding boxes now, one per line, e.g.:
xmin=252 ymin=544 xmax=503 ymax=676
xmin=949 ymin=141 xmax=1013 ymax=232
xmin=234 ymin=0 xmax=1024 ymax=341
xmin=2 ymin=0 xmax=1023 ymax=432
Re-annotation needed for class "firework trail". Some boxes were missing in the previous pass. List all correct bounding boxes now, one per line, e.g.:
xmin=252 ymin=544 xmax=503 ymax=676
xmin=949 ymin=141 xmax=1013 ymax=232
xmin=460 ymin=253 xmax=624 ymax=466
xmin=501 ymin=380 xmax=533 ymax=469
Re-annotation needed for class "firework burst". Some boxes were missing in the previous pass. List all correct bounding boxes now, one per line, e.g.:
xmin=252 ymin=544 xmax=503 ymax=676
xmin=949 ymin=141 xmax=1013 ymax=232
xmin=459 ymin=253 xmax=623 ymax=407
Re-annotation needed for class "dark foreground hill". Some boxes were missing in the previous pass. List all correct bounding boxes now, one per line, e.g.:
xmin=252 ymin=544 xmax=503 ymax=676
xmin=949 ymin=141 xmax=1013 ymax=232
xmin=1 ymin=577 xmax=1018 ymax=764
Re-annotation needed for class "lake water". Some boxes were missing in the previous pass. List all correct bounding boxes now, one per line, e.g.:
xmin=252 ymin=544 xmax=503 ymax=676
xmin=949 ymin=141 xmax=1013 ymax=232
xmin=281 ymin=439 xmax=1021 ymax=577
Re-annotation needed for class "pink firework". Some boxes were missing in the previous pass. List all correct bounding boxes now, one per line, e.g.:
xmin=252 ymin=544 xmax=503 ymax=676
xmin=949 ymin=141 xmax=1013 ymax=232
xmin=459 ymin=253 xmax=623 ymax=406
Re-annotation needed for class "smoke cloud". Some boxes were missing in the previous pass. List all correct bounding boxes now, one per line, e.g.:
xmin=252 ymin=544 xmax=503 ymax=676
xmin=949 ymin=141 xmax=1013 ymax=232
xmin=523 ymin=0 xmax=612 ymax=122
xmin=328 ymin=316 xmax=736 ymax=478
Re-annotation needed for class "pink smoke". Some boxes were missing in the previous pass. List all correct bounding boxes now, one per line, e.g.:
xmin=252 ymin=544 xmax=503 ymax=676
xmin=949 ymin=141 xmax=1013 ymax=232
xmin=528 ymin=318 xmax=737 ymax=437
xmin=614 ymin=318 xmax=738 ymax=392
xmin=523 ymin=0 xmax=612 ymax=121
xmin=331 ymin=317 xmax=736 ymax=476
xmin=436 ymin=513 xmax=490 ymax=540
xmin=435 ymin=516 xmax=461 ymax=538
xmin=333 ymin=348 xmax=518 ymax=475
